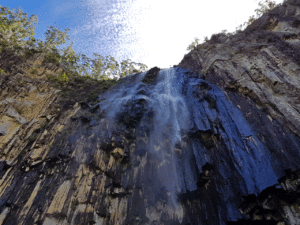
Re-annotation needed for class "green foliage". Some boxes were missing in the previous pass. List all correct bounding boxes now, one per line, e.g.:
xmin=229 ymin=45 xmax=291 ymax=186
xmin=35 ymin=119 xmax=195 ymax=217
xmin=30 ymin=67 xmax=38 ymax=74
xmin=186 ymin=0 xmax=280 ymax=52
xmin=0 ymin=5 xmax=38 ymax=47
xmin=74 ymin=75 xmax=89 ymax=82
xmin=91 ymin=54 xmax=118 ymax=80
xmin=0 ymin=5 xmax=148 ymax=81
xmin=15 ymin=107 xmax=24 ymax=115
xmin=235 ymin=0 xmax=278 ymax=31
xmin=44 ymin=25 xmax=70 ymax=50
xmin=88 ymin=90 xmax=98 ymax=100
xmin=58 ymin=72 xmax=69 ymax=82
xmin=25 ymin=47 xmax=41 ymax=57
xmin=44 ymin=46 xmax=62 ymax=64
xmin=187 ymin=37 xmax=200 ymax=51
xmin=255 ymin=0 xmax=277 ymax=17
xmin=119 ymin=58 xmax=147 ymax=78
xmin=76 ymin=53 xmax=93 ymax=78
xmin=60 ymin=42 xmax=79 ymax=68
xmin=71 ymin=200 xmax=79 ymax=211
xmin=0 ymin=68 xmax=4 ymax=74
xmin=46 ymin=73 xmax=57 ymax=81
xmin=75 ymin=53 xmax=147 ymax=80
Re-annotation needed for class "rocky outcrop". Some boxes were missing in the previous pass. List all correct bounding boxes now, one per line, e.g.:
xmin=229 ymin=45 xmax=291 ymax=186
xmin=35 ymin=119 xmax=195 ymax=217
xmin=228 ymin=169 xmax=300 ymax=225
xmin=177 ymin=0 xmax=300 ymax=138
xmin=141 ymin=66 xmax=160 ymax=85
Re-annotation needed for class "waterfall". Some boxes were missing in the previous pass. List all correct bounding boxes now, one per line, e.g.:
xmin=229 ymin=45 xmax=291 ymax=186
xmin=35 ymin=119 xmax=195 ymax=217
xmin=99 ymin=68 xmax=192 ymax=209
xmin=97 ymin=66 xmax=279 ymax=224
xmin=147 ymin=68 xmax=190 ymax=208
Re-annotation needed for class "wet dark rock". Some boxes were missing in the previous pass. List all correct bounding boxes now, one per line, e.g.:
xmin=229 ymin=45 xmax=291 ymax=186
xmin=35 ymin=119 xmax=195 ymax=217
xmin=136 ymin=89 xmax=148 ymax=96
xmin=198 ymin=81 xmax=212 ymax=90
xmin=121 ymin=154 xmax=130 ymax=164
xmin=141 ymin=66 xmax=160 ymax=85
xmin=35 ymin=219 xmax=44 ymax=225
xmin=27 ymin=129 xmax=41 ymax=143
xmin=189 ymin=130 xmax=217 ymax=148
xmin=197 ymin=162 xmax=214 ymax=188
xmin=239 ymin=194 xmax=259 ymax=215
xmin=135 ymin=83 xmax=150 ymax=96
xmin=228 ymin=168 xmax=300 ymax=224
xmin=80 ymin=115 xmax=91 ymax=124
xmin=96 ymin=206 xmax=110 ymax=218
xmin=177 ymin=189 xmax=199 ymax=204
xmin=89 ymin=118 xmax=98 ymax=127
xmin=111 ymin=134 xmax=125 ymax=149
xmin=203 ymin=93 xmax=217 ymax=109
xmin=227 ymin=219 xmax=278 ymax=225
xmin=116 ymin=98 xmax=148 ymax=129
xmin=79 ymin=101 xmax=90 ymax=109
xmin=89 ymin=104 xmax=100 ymax=113
xmin=100 ymin=139 xmax=115 ymax=152
xmin=278 ymin=169 xmax=300 ymax=191
xmin=192 ymin=82 xmax=215 ymax=110
xmin=0 ymin=162 xmax=11 ymax=179
xmin=185 ymin=70 xmax=200 ymax=78
xmin=70 ymin=116 xmax=78 ymax=121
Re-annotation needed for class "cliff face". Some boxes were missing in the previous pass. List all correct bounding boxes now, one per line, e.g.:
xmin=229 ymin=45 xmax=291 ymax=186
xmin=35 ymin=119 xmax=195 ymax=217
xmin=1 ymin=0 xmax=300 ymax=224
xmin=178 ymin=0 xmax=300 ymax=138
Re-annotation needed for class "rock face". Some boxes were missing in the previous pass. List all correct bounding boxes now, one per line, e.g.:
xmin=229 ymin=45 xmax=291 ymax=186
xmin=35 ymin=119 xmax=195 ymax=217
xmin=177 ymin=0 xmax=300 ymax=139
xmin=1 ymin=0 xmax=300 ymax=224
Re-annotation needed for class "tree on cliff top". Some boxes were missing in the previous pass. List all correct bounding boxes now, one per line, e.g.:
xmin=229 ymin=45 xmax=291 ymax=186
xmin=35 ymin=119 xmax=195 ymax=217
xmin=0 ymin=5 xmax=147 ymax=80
xmin=0 ymin=5 xmax=38 ymax=49
xmin=186 ymin=37 xmax=200 ymax=51
xmin=235 ymin=0 xmax=278 ymax=31
xmin=186 ymin=0 xmax=280 ymax=51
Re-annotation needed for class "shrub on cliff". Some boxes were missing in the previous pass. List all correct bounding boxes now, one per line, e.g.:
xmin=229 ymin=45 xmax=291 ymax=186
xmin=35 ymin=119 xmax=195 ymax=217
xmin=186 ymin=0 xmax=280 ymax=51
xmin=0 ymin=5 xmax=38 ymax=48
xmin=186 ymin=37 xmax=200 ymax=51
xmin=235 ymin=0 xmax=279 ymax=32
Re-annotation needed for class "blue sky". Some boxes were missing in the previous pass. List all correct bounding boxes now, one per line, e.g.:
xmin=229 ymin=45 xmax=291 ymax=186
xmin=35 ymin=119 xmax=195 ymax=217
xmin=1 ymin=0 xmax=284 ymax=69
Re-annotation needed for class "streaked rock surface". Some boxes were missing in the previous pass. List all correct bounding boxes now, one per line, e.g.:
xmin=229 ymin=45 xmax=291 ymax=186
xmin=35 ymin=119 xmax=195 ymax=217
xmin=1 ymin=0 xmax=300 ymax=224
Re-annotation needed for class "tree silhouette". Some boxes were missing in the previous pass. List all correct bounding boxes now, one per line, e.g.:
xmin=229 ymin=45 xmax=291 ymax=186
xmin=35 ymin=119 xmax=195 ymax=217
xmin=0 ymin=5 xmax=148 ymax=80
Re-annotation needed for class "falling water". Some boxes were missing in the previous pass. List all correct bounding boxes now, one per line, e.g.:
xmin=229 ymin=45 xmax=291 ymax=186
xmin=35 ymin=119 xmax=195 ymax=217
xmin=97 ymin=67 xmax=279 ymax=224
xmin=99 ymin=68 xmax=191 ymax=209
xmin=146 ymin=68 xmax=190 ymax=207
